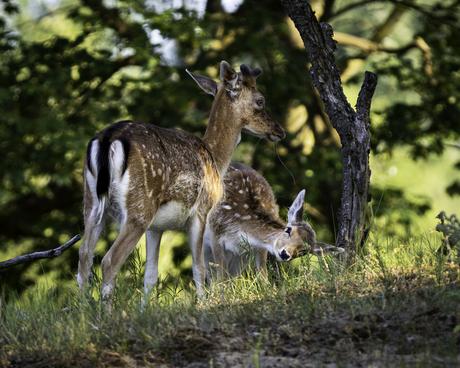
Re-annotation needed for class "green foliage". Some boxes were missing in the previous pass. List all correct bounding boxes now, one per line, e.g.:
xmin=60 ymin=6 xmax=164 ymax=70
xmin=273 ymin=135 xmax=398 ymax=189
xmin=435 ymin=211 xmax=460 ymax=257
xmin=370 ymin=186 xmax=431 ymax=236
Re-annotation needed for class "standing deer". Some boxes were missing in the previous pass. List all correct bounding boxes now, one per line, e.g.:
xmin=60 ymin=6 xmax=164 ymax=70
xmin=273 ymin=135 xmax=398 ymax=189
xmin=204 ymin=163 xmax=344 ymax=281
xmin=77 ymin=62 xmax=285 ymax=307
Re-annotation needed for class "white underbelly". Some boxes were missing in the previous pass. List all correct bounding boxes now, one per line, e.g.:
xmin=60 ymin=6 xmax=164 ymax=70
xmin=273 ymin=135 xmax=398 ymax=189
xmin=217 ymin=232 xmax=250 ymax=255
xmin=149 ymin=201 xmax=192 ymax=231
xmin=204 ymin=229 xmax=271 ymax=255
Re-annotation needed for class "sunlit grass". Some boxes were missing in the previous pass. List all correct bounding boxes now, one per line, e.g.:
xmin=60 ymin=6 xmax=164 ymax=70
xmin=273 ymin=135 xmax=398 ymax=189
xmin=1 ymin=230 xmax=460 ymax=367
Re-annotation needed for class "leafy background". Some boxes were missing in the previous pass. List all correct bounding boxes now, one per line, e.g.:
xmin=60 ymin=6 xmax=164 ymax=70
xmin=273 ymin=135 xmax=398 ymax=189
xmin=1 ymin=0 xmax=459 ymax=294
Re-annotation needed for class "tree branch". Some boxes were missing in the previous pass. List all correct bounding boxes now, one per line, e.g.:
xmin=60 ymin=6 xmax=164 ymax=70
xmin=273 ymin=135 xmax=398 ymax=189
xmin=333 ymin=0 xmax=455 ymax=26
xmin=333 ymin=32 xmax=417 ymax=55
xmin=356 ymin=71 xmax=378 ymax=122
xmin=0 ymin=234 xmax=81 ymax=270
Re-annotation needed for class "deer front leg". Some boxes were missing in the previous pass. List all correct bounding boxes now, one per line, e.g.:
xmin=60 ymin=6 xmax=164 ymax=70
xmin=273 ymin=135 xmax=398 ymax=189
xmin=210 ymin=232 xmax=229 ymax=284
xmin=100 ymin=221 xmax=146 ymax=311
xmin=143 ymin=229 xmax=163 ymax=305
xmin=254 ymin=248 xmax=269 ymax=280
xmin=188 ymin=216 xmax=208 ymax=299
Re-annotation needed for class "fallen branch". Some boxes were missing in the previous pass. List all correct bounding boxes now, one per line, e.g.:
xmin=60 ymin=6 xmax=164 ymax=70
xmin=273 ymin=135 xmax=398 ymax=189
xmin=0 ymin=234 xmax=82 ymax=270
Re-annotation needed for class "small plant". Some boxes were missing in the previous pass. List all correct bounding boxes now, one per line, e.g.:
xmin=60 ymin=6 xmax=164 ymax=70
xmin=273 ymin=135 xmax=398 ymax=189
xmin=434 ymin=211 xmax=460 ymax=260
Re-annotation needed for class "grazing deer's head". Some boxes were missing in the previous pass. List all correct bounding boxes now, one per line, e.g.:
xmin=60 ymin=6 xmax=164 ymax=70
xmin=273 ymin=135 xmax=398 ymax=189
xmin=272 ymin=190 xmax=316 ymax=262
xmin=273 ymin=190 xmax=345 ymax=261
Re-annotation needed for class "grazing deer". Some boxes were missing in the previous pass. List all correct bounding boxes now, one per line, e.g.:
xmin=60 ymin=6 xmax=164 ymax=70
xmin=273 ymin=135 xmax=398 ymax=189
xmin=77 ymin=62 xmax=285 ymax=307
xmin=204 ymin=163 xmax=344 ymax=281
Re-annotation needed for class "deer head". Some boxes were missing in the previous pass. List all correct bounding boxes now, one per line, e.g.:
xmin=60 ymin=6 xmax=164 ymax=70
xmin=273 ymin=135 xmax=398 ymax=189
xmin=189 ymin=62 xmax=284 ymax=140
xmin=267 ymin=189 xmax=345 ymax=262
xmin=272 ymin=190 xmax=316 ymax=262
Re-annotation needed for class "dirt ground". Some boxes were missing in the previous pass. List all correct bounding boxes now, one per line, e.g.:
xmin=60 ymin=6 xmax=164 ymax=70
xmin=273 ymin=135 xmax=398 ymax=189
xmin=38 ymin=302 xmax=455 ymax=368
xmin=152 ymin=308 xmax=459 ymax=368
xmin=6 ymin=309 xmax=460 ymax=367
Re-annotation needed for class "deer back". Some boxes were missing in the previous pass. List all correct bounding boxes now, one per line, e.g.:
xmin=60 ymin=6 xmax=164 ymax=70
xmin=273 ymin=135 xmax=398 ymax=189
xmin=85 ymin=121 xmax=221 ymax=230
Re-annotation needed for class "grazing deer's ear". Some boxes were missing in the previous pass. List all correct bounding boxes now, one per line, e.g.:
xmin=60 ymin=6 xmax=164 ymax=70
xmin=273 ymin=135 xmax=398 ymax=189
xmin=186 ymin=70 xmax=219 ymax=96
xmin=220 ymin=60 xmax=239 ymax=91
xmin=288 ymin=189 xmax=305 ymax=223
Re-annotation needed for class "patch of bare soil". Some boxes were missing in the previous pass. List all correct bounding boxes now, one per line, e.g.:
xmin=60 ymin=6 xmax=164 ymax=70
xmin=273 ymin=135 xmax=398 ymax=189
xmin=152 ymin=305 xmax=459 ymax=368
xmin=5 ymin=308 xmax=459 ymax=368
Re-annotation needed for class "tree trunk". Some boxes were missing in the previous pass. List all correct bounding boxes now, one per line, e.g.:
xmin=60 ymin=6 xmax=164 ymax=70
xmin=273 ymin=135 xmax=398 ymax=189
xmin=282 ymin=0 xmax=377 ymax=251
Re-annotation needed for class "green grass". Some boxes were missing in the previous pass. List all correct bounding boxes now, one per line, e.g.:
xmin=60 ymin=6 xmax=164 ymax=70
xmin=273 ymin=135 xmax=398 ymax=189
xmin=1 ymin=233 xmax=460 ymax=367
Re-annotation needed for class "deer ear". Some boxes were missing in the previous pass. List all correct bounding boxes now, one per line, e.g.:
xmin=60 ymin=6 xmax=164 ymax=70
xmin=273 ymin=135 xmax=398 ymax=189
xmin=288 ymin=189 xmax=305 ymax=223
xmin=186 ymin=70 xmax=219 ymax=97
xmin=240 ymin=64 xmax=262 ymax=85
xmin=220 ymin=60 xmax=239 ymax=91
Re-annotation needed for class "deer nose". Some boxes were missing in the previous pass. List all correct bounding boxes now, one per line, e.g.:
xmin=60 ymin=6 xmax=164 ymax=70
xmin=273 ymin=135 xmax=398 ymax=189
xmin=280 ymin=249 xmax=290 ymax=261
xmin=269 ymin=126 xmax=286 ymax=142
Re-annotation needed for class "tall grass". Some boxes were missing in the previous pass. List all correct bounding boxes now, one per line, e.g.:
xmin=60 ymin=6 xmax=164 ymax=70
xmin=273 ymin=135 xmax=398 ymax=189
xmin=1 ymin=232 xmax=459 ymax=367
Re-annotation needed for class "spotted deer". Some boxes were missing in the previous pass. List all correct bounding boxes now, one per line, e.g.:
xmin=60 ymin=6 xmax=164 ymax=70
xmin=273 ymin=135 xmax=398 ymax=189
xmin=77 ymin=62 xmax=285 ymax=307
xmin=204 ymin=163 xmax=344 ymax=282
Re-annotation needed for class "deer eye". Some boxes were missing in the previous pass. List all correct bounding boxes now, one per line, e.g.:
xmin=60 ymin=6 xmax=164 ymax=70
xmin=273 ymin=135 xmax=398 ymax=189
xmin=256 ymin=99 xmax=264 ymax=107
xmin=285 ymin=227 xmax=292 ymax=235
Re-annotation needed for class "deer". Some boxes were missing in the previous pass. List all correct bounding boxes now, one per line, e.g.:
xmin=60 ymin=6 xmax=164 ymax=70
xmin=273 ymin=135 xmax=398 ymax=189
xmin=204 ymin=163 xmax=344 ymax=283
xmin=76 ymin=61 xmax=286 ymax=308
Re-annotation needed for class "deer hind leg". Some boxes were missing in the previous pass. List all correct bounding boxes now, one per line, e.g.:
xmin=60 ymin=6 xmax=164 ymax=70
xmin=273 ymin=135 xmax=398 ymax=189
xmin=77 ymin=204 xmax=107 ymax=291
xmin=100 ymin=219 xmax=146 ymax=309
xmin=143 ymin=229 xmax=163 ymax=304
xmin=188 ymin=216 xmax=208 ymax=299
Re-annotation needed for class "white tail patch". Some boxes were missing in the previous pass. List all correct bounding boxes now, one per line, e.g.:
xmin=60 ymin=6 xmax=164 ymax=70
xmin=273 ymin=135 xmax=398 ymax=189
xmin=95 ymin=197 xmax=106 ymax=226
xmin=109 ymin=140 xmax=127 ymax=180
xmin=90 ymin=140 xmax=99 ymax=175
xmin=86 ymin=140 xmax=105 ymax=225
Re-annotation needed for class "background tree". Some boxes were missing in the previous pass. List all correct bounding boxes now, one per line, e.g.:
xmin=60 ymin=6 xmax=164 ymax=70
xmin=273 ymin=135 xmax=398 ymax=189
xmin=1 ymin=0 xmax=459 ymax=293
xmin=282 ymin=0 xmax=377 ymax=251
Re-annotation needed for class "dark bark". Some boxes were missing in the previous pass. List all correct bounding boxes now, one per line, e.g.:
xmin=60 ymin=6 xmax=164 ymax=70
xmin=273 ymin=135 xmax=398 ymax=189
xmin=282 ymin=0 xmax=377 ymax=250
xmin=0 ymin=234 xmax=81 ymax=270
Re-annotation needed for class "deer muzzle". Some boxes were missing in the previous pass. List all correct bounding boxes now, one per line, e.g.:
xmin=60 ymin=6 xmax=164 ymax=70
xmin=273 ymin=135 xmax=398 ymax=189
xmin=268 ymin=126 xmax=286 ymax=142
xmin=279 ymin=249 xmax=291 ymax=261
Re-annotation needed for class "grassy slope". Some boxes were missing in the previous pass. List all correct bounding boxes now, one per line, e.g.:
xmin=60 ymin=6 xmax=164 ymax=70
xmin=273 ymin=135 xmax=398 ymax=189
xmin=1 ymin=236 xmax=460 ymax=368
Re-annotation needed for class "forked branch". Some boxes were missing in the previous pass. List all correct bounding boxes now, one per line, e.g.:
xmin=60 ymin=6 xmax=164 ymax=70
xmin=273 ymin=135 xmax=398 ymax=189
xmin=0 ymin=234 xmax=81 ymax=270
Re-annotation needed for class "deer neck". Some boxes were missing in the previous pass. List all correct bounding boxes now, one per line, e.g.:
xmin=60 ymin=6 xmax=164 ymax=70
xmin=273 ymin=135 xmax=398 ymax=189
xmin=202 ymin=88 xmax=243 ymax=175
xmin=245 ymin=219 xmax=286 ymax=253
